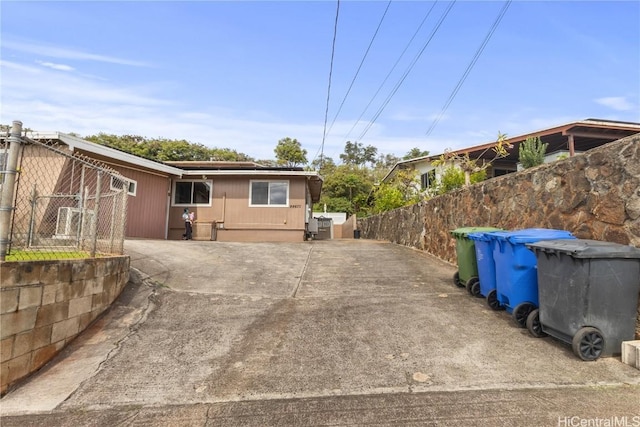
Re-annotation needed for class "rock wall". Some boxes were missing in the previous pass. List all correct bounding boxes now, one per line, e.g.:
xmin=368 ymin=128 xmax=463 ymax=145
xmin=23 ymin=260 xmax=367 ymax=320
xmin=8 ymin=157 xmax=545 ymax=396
xmin=0 ymin=256 xmax=130 ymax=395
xmin=359 ymin=134 xmax=640 ymax=338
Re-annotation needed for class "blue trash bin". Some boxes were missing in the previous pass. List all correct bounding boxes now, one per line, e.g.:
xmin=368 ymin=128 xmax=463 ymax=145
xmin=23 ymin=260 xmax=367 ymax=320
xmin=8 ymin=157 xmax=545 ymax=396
xmin=467 ymin=231 xmax=504 ymax=300
xmin=492 ymin=228 xmax=575 ymax=327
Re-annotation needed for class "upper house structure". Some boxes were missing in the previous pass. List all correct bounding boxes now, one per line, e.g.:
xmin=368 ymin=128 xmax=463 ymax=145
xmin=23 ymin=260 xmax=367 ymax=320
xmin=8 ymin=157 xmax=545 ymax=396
xmin=3 ymin=132 xmax=323 ymax=242
xmin=382 ymin=118 xmax=640 ymax=191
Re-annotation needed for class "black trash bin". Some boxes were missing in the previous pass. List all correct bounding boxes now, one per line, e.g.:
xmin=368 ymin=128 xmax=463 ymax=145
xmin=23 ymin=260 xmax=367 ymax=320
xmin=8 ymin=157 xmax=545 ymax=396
xmin=526 ymin=239 xmax=640 ymax=361
xmin=354 ymin=229 xmax=361 ymax=239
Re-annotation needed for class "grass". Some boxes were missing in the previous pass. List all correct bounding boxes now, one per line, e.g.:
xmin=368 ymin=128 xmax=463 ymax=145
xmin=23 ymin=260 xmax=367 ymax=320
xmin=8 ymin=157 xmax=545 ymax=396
xmin=4 ymin=250 xmax=91 ymax=262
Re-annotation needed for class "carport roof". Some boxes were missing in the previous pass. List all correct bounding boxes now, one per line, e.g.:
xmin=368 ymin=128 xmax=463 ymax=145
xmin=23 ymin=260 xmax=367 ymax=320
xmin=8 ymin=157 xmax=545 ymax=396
xmin=444 ymin=118 xmax=640 ymax=163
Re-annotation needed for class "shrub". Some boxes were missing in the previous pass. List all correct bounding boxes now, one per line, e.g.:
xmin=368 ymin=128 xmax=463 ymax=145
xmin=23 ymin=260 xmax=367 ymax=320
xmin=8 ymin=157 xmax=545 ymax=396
xmin=519 ymin=136 xmax=548 ymax=169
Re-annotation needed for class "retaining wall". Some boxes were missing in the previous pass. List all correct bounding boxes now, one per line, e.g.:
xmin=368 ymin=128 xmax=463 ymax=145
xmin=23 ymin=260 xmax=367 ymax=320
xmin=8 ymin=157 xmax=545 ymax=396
xmin=358 ymin=134 xmax=640 ymax=338
xmin=0 ymin=256 xmax=129 ymax=395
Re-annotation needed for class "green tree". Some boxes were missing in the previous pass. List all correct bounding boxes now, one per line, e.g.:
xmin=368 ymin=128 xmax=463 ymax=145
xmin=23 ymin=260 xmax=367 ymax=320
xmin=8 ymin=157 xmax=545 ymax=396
xmin=518 ymin=136 xmax=547 ymax=169
xmin=433 ymin=132 xmax=511 ymax=187
xmin=274 ymin=137 xmax=307 ymax=167
xmin=403 ymin=147 xmax=429 ymax=160
xmin=372 ymin=184 xmax=405 ymax=213
xmin=84 ymin=133 xmax=252 ymax=162
xmin=310 ymin=156 xmax=336 ymax=174
xmin=436 ymin=166 xmax=464 ymax=194
xmin=315 ymin=165 xmax=373 ymax=216
xmin=339 ymin=141 xmax=378 ymax=167
xmin=435 ymin=166 xmax=486 ymax=195
xmin=376 ymin=153 xmax=400 ymax=169
xmin=371 ymin=168 xmax=421 ymax=213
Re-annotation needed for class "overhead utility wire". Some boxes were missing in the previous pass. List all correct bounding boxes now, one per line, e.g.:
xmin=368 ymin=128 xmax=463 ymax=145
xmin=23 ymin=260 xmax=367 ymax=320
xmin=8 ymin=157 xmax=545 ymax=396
xmin=326 ymin=0 xmax=393 ymax=136
xmin=342 ymin=1 xmax=438 ymax=142
xmin=356 ymin=1 xmax=457 ymax=142
xmin=425 ymin=0 xmax=512 ymax=138
xmin=318 ymin=0 xmax=341 ymax=167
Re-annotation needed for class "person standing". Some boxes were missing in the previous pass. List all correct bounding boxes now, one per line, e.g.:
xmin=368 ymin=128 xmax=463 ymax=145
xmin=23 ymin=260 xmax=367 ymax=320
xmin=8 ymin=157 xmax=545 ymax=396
xmin=182 ymin=208 xmax=193 ymax=240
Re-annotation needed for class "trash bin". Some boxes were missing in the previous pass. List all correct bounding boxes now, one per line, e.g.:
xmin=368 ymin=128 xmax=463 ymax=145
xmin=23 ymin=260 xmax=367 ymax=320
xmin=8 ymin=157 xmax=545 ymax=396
xmin=525 ymin=239 xmax=640 ymax=361
xmin=450 ymin=227 xmax=502 ymax=291
xmin=467 ymin=231 xmax=504 ymax=299
xmin=353 ymin=229 xmax=361 ymax=239
xmin=491 ymin=228 xmax=575 ymax=327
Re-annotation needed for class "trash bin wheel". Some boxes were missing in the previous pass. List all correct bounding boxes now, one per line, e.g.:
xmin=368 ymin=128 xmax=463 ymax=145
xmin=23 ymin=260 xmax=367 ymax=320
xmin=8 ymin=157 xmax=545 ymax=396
xmin=512 ymin=302 xmax=535 ymax=328
xmin=453 ymin=271 xmax=464 ymax=288
xmin=486 ymin=290 xmax=504 ymax=311
xmin=525 ymin=308 xmax=546 ymax=338
xmin=572 ymin=327 xmax=605 ymax=361
xmin=466 ymin=277 xmax=481 ymax=298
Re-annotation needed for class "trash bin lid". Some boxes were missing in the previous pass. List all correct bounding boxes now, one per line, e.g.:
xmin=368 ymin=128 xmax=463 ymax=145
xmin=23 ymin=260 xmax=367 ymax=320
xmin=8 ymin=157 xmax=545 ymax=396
xmin=450 ymin=227 xmax=502 ymax=238
xmin=526 ymin=239 xmax=640 ymax=259
xmin=467 ymin=230 xmax=505 ymax=241
xmin=490 ymin=228 xmax=574 ymax=244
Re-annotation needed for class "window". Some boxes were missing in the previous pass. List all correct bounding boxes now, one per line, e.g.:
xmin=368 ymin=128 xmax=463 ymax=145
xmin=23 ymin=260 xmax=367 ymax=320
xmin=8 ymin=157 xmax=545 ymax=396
xmin=250 ymin=180 xmax=288 ymax=206
xmin=420 ymin=170 xmax=436 ymax=189
xmin=110 ymin=176 xmax=137 ymax=196
xmin=173 ymin=180 xmax=212 ymax=206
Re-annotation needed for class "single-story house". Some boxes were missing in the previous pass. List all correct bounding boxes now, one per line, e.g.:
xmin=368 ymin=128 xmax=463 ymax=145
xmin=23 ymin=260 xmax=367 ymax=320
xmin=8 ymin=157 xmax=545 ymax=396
xmin=382 ymin=118 xmax=640 ymax=191
xmin=3 ymin=132 xmax=322 ymax=242
xmin=164 ymin=160 xmax=323 ymax=242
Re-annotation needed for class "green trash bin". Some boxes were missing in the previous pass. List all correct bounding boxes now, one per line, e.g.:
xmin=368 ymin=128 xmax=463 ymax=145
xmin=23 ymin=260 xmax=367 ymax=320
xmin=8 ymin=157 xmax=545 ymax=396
xmin=450 ymin=227 xmax=502 ymax=291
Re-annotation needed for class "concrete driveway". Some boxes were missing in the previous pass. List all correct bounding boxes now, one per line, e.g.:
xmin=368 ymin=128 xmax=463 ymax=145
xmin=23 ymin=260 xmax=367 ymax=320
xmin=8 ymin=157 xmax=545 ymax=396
xmin=1 ymin=239 xmax=639 ymax=425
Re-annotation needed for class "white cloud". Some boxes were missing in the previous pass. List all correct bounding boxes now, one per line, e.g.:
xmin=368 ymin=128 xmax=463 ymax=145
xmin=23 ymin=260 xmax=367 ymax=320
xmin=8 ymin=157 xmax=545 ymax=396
xmin=0 ymin=59 xmax=330 ymax=160
xmin=595 ymin=96 xmax=634 ymax=111
xmin=36 ymin=60 xmax=75 ymax=72
xmin=3 ymin=39 xmax=151 ymax=67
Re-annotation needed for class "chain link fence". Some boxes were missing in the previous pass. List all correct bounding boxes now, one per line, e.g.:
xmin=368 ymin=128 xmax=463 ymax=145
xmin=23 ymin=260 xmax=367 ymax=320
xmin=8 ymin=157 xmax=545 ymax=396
xmin=1 ymin=123 xmax=130 ymax=261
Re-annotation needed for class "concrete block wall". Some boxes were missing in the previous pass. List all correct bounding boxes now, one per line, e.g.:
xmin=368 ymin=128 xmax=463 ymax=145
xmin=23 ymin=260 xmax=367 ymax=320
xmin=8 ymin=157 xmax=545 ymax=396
xmin=0 ymin=256 xmax=129 ymax=395
xmin=358 ymin=134 xmax=640 ymax=339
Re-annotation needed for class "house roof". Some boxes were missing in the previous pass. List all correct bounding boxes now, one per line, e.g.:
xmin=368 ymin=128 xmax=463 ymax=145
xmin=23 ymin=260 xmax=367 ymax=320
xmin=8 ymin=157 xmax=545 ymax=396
xmin=382 ymin=118 xmax=640 ymax=182
xmin=13 ymin=132 xmax=324 ymax=203
xmin=26 ymin=132 xmax=184 ymax=176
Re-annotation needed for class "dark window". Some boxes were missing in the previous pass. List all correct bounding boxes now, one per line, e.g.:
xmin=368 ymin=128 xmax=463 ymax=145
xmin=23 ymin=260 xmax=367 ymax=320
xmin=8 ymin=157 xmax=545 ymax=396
xmin=173 ymin=180 xmax=212 ymax=205
xmin=420 ymin=170 xmax=436 ymax=189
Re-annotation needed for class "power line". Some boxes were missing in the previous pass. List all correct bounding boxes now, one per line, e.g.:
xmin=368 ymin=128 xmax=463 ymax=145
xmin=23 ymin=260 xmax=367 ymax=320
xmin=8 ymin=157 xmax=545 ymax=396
xmin=342 ymin=1 xmax=438 ymax=142
xmin=425 ymin=0 xmax=512 ymax=138
xmin=326 ymin=0 xmax=392 ymax=137
xmin=319 ymin=0 xmax=341 ymax=168
xmin=356 ymin=1 xmax=457 ymax=142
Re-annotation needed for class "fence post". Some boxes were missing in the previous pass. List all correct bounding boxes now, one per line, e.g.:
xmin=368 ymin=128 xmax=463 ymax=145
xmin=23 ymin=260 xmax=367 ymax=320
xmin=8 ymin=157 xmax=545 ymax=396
xmin=0 ymin=120 xmax=23 ymax=261
xmin=28 ymin=183 xmax=38 ymax=247
xmin=119 ymin=183 xmax=127 ymax=253
xmin=90 ymin=171 xmax=102 ymax=257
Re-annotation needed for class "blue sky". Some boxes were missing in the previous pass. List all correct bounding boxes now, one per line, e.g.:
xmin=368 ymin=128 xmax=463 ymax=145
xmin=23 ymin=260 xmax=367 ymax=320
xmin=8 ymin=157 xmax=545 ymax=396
xmin=1 ymin=1 xmax=638 ymax=162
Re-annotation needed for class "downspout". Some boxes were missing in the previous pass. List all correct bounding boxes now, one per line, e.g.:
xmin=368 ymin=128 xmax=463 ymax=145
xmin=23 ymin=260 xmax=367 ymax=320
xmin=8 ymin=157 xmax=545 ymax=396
xmin=212 ymin=192 xmax=226 ymax=241
xmin=165 ymin=178 xmax=172 ymax=240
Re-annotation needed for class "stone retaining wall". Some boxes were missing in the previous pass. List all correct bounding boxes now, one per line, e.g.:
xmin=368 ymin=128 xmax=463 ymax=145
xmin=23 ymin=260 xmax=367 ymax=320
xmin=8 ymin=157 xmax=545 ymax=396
xmin=359 ymin=134 xmax=640 ymax=338
xmin=0 ymin=256 xmax=129 ymax=395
